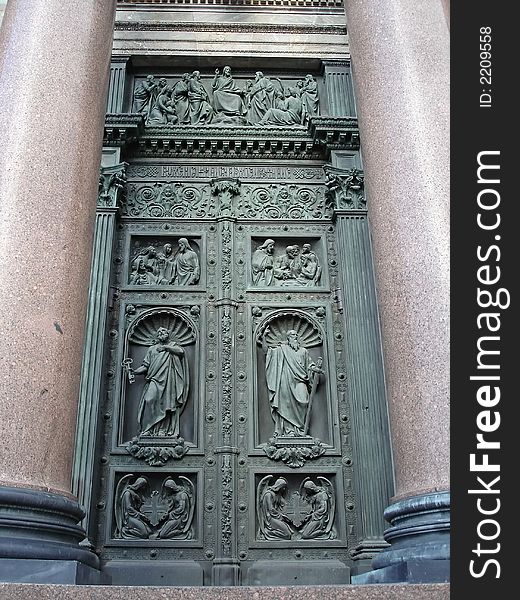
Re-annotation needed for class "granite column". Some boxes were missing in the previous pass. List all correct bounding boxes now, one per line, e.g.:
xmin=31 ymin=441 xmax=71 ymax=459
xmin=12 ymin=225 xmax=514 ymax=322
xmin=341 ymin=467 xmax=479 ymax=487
xmin=344 ymin=0 xmax=450 ymax=583
xmin=0 ymin=0 xmax=117 ymax=583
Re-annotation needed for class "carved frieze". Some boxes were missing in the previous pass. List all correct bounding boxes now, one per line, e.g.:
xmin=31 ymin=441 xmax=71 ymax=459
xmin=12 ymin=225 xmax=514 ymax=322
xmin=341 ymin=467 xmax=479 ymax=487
xmin=132 ymin=69 xmax=320 ymax=128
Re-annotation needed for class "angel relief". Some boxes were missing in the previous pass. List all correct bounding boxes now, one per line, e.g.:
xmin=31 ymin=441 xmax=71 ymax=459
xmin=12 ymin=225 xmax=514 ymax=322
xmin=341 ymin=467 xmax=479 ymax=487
xmin=256 ymin=475 xmax=336 ymax=541
xmin=122 ymin=310 xmax=197 ymax=465
xmin=114 ymin=475 xmax=195 ymax=540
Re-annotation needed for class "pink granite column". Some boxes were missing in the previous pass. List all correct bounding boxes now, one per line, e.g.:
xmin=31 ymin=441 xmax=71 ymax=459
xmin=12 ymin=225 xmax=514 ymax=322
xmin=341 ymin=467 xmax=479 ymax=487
xmin=344 ymin=0 xmax=450 ymax=583
xmin=0 ymin=0 xmax=116 ymax=582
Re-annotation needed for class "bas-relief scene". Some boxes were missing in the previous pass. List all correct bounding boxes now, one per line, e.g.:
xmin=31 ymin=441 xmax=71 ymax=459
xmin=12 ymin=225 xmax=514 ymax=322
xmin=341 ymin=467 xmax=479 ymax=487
xmin=256 ymin=475 xmax=337 ymax=542
xmin=251 ymin=238 xmax=324 ymax=288
xmin=129 ymin=237 xmax=201 ymax=286
xmin=132 ymin=68 xmax=320 ymax=127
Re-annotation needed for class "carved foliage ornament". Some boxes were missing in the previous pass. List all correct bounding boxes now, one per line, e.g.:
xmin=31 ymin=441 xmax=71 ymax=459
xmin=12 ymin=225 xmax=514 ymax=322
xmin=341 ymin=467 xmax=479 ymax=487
xmin=98 ymin=162 xmax=128 ymax=208
xmin=123 ymin=181 xmax=328 ymax=220
xmin=324 ymin=166 xmax=366 ymax=211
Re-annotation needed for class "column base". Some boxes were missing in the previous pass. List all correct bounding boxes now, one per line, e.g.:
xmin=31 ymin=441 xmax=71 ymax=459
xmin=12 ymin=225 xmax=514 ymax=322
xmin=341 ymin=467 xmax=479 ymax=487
xmin=352 ymin=558 xmax=449 ymax=584
xmin=352 ymin=491 xmax=450 ymax=584
xmin=0 ymin=486 xmax=99 ymax=584
xmin=0 ymin=559 xmax=104 ymax=585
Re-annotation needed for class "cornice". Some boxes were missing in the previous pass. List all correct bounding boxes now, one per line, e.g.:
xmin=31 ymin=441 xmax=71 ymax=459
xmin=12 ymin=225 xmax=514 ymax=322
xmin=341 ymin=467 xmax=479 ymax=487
xmin=104 ymin=114 xmax=359 ymax=159
xmin=114 ymin=21 xmax=347 ymax=36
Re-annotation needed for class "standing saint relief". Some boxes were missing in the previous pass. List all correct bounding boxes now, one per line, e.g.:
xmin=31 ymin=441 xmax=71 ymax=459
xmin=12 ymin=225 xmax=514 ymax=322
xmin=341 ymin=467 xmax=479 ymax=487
xmin=131 ymin=327 xmax=189 ymax=438
xmin=132 ymin=68 xmax=320 ymax=127
xmin=261 ymin=327 xmax=323 ymax=438
xmin=122 ymin=310 xmax=197 ymax=465
xmin=256 ymin=314 xmax=329 ymax=468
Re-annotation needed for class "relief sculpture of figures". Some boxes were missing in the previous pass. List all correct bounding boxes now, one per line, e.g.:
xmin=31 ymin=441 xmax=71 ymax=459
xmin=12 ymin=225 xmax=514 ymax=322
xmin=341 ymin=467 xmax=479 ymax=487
xmin=115 ymin=475 xmax=152 ymax=539
xmin=148 ymin=82 xmax=178 ymax=126
xmin=251 ymin=239 xmax=275 ymax=286
xmin=134 ymin=70 xmax=320 ymax=128
xmin=258 ymin=87 xmax=303 ymax=126
xmin=189 ymin=71 xmax=213 ymax=125
xmin=298 ymin=477 xmax=336 ymax=540
xmin=262 ymin=327 xmax=324 ymax=437
xmin=252 ymin=240 xmax=321 ymax=287
xmin=173 ymin=73 xmax=191 ymax=124
xmin=157 ymin=477 xmax=195 ymax=540
xmin=256 ymin=476 xmax=336 ymax=541
xmin=133 ymin=75 xmax=157 ymax=116
xmin=130 ymin=327 xmax=189 ymax=437
xmin=173 ymin=238 xmax=200 ymax=285
xmin=211 ymin=66 xmax=245 ymax=122
xmin=130 ymin=246 xmax=159 ymax=285
xmin=246 ymin=71 xmax=276 ymax=124
xmin=257 ymin=476 xmax=293 ymax=540
xmin=130 ymin=239 xmax=200 ymax=286
xmin=300 ymin=74 xmax=320 ymax=122
xmin=156 ymin=243 xmax=175 ymax=285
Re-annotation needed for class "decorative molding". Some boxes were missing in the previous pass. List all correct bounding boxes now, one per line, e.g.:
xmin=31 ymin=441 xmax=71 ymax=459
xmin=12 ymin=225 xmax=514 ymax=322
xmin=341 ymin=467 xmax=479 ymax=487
xmin=98 ymin=162 xmax=128 ymax=208
xmin=104 ymin=116 xmax=358 ymax=158
xmin=123 ymin=181 xmax=330 ymax=220
xmin=126 ymin=436 xmax=189 ymax=466
xmin=104 ymin=113 xmax=144 ymax=146
xmin=264 ymin=436 xmax=326 ymax=468
xmin=117 ymin=0 xmax=344 ymax=8
xmin=324 ymin=165 xmax=366 ymax=211
xmin=115 ymin=22 xmax=347 ymax=36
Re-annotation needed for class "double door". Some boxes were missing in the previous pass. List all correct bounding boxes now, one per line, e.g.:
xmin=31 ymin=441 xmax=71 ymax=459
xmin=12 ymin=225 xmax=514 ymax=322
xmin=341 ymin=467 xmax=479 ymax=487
xmin=91 ymin=177 xmax=356 ymax=586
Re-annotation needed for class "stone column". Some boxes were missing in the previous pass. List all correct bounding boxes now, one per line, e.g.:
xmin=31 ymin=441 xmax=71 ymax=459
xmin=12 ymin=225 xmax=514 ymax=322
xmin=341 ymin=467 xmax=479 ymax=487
xmin=344 ymin=0 xmax=450 ymax=583
xmin=0 ymin=0 xmax=117 ymax=584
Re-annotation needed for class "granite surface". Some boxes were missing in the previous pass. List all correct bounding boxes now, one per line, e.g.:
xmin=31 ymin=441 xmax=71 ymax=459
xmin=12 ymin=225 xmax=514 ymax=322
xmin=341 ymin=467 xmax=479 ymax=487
xmin=0 ymin=584 xmax=450 ymax=600
xmin=0 ymin=0 xmax=117 ymax=494
xmin=343 ymin=0 xmax=450 ymax=500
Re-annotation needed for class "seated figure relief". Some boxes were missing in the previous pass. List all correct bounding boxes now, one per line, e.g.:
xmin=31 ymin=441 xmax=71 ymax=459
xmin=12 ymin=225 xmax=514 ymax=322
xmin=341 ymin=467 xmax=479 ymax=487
xmin=129 ymin=239 xmax=200 ymax=286
xmin=251 ymin=240 xmax=322 ymax=287
xmin=132 ymin=70 xmax=320 ymax=127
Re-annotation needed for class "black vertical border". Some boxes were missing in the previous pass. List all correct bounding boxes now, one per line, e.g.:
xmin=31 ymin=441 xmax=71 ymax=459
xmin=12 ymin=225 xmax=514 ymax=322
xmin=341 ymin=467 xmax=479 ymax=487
xmin=451 ymin=4 xmax=515 ymax=597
